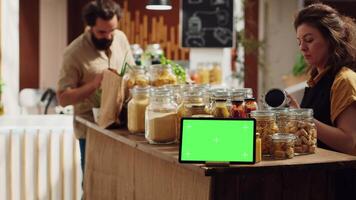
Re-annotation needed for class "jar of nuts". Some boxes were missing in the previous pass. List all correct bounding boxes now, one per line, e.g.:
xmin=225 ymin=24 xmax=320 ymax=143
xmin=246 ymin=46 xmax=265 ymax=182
xmin=285 ymin=108 xmax=317 ymax=155
xmin=271 ymin=133 xmax=296 ymax=159
xmin=250 ymin=110 xmax=279 ymax=156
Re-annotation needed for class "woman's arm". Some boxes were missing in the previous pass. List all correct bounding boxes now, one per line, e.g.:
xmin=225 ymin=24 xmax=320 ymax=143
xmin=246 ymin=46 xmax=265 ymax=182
xmin=316 ymin=102 xmax=356 ymax=155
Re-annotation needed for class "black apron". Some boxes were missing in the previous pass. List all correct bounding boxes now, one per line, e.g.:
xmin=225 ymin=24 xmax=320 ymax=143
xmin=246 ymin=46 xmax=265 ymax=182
xmin=300 ymin=70 xmax=335 ymax=150
xmin=301 ymin=69 xmax=356 ymax=200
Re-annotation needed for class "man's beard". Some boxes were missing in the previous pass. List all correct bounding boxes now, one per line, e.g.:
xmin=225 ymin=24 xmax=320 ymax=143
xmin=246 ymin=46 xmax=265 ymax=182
xmin=91 ymin=34 xmax=113 ymax=50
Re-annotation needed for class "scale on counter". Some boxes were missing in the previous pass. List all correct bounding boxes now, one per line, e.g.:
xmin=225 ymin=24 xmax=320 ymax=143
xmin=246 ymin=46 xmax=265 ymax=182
xmin=179 ymin=118 xmax=256 ymax=165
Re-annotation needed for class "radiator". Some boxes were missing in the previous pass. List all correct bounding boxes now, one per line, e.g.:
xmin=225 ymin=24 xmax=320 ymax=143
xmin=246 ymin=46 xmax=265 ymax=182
xmin=0 ymin=115 xmax=82 ymax=200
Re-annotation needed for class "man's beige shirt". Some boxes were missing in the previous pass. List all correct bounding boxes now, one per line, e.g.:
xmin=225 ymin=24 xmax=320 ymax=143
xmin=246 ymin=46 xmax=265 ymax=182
xmin=57 ymin=29 xmax=134 ymax=138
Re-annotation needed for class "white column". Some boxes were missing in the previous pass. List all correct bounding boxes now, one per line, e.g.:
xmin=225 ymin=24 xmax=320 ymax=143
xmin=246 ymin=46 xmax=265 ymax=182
xmin=1 ymin=0 xmax=20 ymax=114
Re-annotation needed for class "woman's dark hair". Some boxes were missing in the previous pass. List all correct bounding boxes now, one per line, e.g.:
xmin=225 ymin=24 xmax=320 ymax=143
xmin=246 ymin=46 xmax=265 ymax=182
xmin=294 ymin=3 xmax=356 ymax=77
xmin=82 ymin=0 xmax=122 ymax=27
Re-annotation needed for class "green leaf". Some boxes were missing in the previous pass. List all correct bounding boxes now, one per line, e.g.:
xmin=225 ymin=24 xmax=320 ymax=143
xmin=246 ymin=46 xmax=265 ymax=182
xmin=292 ymin=53 xmax=307 ymax=76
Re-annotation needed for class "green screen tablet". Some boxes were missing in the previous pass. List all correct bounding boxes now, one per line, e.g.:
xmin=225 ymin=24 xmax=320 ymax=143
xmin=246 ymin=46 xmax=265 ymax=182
xmin=179 ymin=118 xmax=256 ymax=164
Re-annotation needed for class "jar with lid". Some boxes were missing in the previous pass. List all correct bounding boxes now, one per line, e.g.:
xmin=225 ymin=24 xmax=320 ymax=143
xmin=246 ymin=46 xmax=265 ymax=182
xmin=285 ymin=108 xmax=317 ymax=154
xmin=209 ymin=62 xmax=222 ymax=85
xmin=130 ymin=44 xmax=143 ymax=66
xmin=142 ymin=43 xmax=163 ymax=66
xmin=269 ymin=107 xmax=289 ymax=132
xmin=270 ymin=133 xmax=296 ymax=159
xmin=250 ymin=110 xmax=279 ymax=155
xmin=211 ymin=89 xmax=231 ymax=118
xmin=243 ymin=88 xmax=258 ymax=117
xmin=148 ymin=64 xmax=177 ymax=87
xmin=127 ymin=86 xmax=150 ymax=134
xmin=177 ymin=91 xmax=208 ymax=140
xmin=145 ymin=88 xmax=177 ymax=144
xmin=197 ymin=63 xmax=210 ymax=84
xmin=123 ymin=65 xmax=149 ymax=90
xmin=230 ymin=89 xmax=246 ymax=118
xmin=165 ymin=84 xmax=184 ymax=105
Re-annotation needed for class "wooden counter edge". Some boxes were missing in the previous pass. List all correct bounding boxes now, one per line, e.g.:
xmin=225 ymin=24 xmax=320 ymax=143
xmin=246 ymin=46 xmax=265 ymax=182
xmin=76 ymin=116 xmax=356 ymax=176
xmin=75 ymin=116 xmax=207 ymax=176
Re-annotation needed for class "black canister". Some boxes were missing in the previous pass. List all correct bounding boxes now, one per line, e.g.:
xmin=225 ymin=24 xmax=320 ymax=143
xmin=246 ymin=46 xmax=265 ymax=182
xmin=264 ymin=88 xmax=289 ymax=108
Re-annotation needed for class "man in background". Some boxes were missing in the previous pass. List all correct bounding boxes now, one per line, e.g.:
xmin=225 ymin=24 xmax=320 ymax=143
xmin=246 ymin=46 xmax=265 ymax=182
xmin=56 ymin=0 xmax=134 ymax=174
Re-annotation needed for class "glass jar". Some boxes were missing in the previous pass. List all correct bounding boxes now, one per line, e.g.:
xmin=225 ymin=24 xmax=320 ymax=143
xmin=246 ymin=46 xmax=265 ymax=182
xmin=230 ymin=89 xmax=246 ymax=118
xmin=243 ymin=88 xmax=258 ymax=117
xmin=130 ymin=44 xmax=143 ymax=66
xmin=145 ymin=88 xmax=177 ymax=144
xmin=285 ymin=108 xmax=317 ymax=155
xmin=127 ymin=86 xmax=150 ymax=134
xmin=123 ymin=65 xmax=149 ymax=89
xmin=142 ymin=43 xmax=163 ymax=66
xmin=270 ymin=133 xmax=296 ymax=159
xmin=256 ymin=133 xmax=262 ymax=162
xmin=164 ymin=84 xmax=184 ymax=105
xmin=148 ymin=64 xmax=177 ymax=87
xmin=211 ymin=89 xmax=230 ymax=118
xmin=270 ymin=107 xmax=289 ymax=133
xmin=197 ymin=63 xmax=210 ymax=84
xmin=250 ymin=110 xmax=279 ymax=156
xmin=177 ymin=91 xmax=207 ymax=140
xmin=209 ymin=62 xmax=222 ymax=85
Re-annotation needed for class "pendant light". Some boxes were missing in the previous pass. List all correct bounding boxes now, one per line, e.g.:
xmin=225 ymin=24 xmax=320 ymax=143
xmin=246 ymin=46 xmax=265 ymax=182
xmin=146 ymin=0 xmax=172 ymax=10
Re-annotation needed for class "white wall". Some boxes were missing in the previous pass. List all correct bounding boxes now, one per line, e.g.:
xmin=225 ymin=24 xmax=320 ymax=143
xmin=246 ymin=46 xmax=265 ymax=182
xmin=40 ymin=0 xmax=67 ymax=90
xmin=1 ymin=0 xmax=20 ymax=115
xmin=259 ymin=0 xmax=300 ymax=96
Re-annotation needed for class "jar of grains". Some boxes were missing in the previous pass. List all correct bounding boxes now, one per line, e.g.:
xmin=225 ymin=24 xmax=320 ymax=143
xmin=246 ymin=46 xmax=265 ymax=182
xmin=145 ymin=87 xmax=177 ymax=144
xmin=127 ymin=86 xmax=150 ymax=134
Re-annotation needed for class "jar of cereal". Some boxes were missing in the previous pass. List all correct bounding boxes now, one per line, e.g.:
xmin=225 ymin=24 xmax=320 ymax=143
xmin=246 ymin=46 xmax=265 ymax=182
xmin=123 ymin=65 xmax=149 ymax=89
xmin=148 ymin=64 xmax=177 ymax=87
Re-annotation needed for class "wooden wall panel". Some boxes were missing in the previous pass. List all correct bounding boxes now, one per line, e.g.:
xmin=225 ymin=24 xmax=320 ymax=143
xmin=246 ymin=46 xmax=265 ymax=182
xmin=118 ymin=0 xmax=189 ymax=60
xmin=244 ymin=0 xmax=259 ymax=96
xmin=67 ymin=0 xmax=189 ymax=60
xmin=19 ymin=0 xmax=39 ymax=90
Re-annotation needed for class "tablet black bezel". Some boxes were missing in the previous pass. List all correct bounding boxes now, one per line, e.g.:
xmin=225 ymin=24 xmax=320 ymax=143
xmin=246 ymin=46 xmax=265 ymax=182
xmin=179 ymin=117 xmax=256 ymax=165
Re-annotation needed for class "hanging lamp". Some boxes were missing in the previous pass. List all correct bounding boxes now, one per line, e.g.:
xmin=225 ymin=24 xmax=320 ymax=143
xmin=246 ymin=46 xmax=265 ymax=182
xmin=146 ymin=0 xmax=172 ymax=10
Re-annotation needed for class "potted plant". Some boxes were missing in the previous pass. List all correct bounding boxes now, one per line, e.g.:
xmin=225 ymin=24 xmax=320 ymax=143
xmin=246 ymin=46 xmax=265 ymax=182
xmin=282 ymin=53 xmax=308 ymax=87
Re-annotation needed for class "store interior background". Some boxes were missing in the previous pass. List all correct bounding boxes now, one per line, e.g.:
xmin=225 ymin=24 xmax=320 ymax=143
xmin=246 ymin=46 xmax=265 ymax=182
xmin=1 ymin=0 xmax=356 ymax=115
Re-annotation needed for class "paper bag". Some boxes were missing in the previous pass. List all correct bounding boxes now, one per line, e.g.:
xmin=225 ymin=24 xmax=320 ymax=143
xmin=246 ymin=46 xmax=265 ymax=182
xmin=98 ymin=69 xmax=125 ymax=128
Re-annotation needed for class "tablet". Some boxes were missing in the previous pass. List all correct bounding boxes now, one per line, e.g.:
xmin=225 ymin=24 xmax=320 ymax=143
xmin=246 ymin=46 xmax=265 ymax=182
xmin=179 ymin=118 xmax=256 ymax=164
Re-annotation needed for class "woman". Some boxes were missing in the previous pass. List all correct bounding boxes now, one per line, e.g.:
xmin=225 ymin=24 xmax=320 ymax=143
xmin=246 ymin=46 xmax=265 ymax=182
xmin=291 ymin=3 xmax=356 ymax=155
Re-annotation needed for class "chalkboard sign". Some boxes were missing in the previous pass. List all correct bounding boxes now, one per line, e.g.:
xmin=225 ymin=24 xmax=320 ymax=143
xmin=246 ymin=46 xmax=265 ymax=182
xmin=181 ymin=0 xmax=234 ymax=48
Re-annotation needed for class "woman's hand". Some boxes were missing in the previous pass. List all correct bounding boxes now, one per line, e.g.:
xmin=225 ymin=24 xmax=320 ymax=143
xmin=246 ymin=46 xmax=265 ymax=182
xmin=287 ymin=94 xmax=300 ymax=108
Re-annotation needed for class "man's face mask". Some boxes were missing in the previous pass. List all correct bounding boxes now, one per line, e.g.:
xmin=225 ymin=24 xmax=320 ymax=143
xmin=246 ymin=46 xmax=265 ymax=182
xmin=91 ymin=34 xmax=113 ymax=50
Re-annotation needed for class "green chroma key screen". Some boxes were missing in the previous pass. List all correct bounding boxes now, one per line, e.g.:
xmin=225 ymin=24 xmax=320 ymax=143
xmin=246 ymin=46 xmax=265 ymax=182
xmin=179 ymin=118 xmax=256 ymax=164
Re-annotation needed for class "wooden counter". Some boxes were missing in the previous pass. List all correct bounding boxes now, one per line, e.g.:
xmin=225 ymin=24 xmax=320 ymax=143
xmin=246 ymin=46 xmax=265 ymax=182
xmin=76 ymin=117 xmax=356 ymax=200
